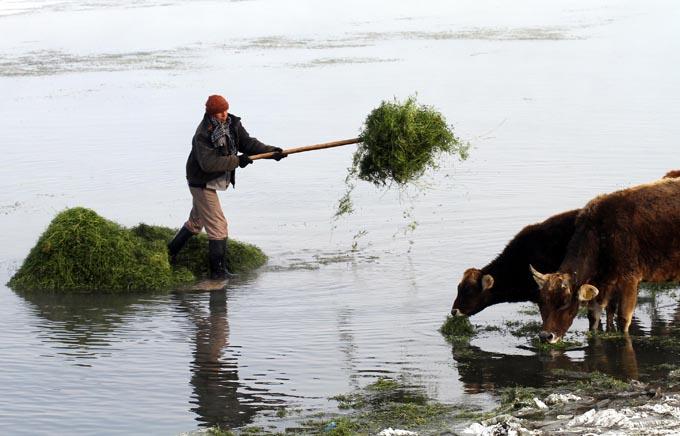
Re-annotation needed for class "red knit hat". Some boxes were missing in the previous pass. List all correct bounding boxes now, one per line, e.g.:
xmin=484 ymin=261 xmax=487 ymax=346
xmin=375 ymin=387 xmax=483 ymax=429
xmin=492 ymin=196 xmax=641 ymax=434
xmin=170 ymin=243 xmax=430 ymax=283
xmin=205 ymin=95 xmax=229 ymax=115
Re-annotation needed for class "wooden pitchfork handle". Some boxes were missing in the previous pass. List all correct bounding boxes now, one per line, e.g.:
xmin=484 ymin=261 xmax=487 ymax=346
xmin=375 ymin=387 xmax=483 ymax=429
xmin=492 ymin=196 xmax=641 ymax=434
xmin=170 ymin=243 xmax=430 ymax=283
xmin=248 ymin=137 xmax=361 ymax=161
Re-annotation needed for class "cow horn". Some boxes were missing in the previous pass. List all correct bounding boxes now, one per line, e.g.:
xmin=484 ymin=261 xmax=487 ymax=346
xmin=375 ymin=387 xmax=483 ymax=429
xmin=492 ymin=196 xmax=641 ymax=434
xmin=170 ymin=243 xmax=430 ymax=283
xmin=529 ymin=264 xmax=547 ymax=288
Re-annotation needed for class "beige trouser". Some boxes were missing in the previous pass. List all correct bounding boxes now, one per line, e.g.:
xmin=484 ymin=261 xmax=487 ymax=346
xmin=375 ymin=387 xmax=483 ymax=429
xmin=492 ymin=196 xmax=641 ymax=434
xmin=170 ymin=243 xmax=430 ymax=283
xmin=184 ymin=187 xmax=228 ymax=240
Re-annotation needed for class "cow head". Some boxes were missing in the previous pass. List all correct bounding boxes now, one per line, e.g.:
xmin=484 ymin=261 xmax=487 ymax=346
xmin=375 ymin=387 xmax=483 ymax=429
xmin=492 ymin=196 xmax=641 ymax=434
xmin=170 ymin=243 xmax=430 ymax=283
xmin=451 ymin=268 xmax=495 ymax=317
xmin=530 ymin=265 xmax=599 ymax=343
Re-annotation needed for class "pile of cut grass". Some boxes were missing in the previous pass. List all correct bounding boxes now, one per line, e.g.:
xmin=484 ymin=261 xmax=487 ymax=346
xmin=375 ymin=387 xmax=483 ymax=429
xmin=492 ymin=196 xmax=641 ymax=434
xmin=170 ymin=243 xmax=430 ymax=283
xmin=8 ymin=207 xmax=267 ymax=293
xmin=132 ymin=224 xmax=267 ymax=276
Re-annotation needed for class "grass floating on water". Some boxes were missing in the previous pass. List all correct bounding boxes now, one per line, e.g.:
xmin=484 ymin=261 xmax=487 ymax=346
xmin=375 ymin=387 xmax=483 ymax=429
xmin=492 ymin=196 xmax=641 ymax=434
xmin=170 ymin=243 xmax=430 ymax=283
xmin=321 ymin=377 xmax=456 ymax=434
xmin=8 ymin=207 xmax=267 ymax=292
xmin=439 ymin=315 xmax=476 ymax=343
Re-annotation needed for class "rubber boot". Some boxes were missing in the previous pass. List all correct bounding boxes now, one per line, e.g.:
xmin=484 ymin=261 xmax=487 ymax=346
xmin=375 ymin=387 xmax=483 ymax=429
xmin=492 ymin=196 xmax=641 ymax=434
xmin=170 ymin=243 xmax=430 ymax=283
xmin=208 ymin=239 xmax=237 ymax=280
xmin=167 ymin=226 xmax=194 ymax=264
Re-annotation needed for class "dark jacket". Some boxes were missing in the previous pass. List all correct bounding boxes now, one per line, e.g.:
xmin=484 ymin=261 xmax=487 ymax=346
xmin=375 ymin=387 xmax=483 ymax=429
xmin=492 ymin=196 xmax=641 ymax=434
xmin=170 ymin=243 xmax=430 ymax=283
xmin=186 ymin=113 xmax=276 ymax=187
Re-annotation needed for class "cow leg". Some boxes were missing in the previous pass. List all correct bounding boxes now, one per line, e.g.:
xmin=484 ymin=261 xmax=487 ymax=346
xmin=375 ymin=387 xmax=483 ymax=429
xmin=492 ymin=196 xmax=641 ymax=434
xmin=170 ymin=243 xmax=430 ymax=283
xmin=588 ymin=301 xmax=602 ymax=331
xmin=606 ymin=297 xmax=618 ymax=331
xmin=606 ymin=309 xmax=616 ymax=331
xmin=616 ymin=280 xmax=640 ymax=334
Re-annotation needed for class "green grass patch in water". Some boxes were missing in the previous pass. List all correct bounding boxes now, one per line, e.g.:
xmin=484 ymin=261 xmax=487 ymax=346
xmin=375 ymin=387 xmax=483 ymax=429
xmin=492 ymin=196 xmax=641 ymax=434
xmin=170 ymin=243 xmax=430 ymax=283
xmin=132 ymin=223 xmax=266 ymax=275
xmin=239 ymin=427 xmax=268 ymax=435
xmin=308 ymin=417 xmax=362 ymax=436
xmin=479 ymin=325 xmax=503 ymax=332
xmin=319 ymin=377 xmax=457 ymax=434
xmin=439 ymin=315 xmax=476 ymax=343
xmin=575 ymin=372 xmax=629 ymax=391
xmin=586 ymin=330 xmax=627 ymax=340
xmin=367 ymin=377 xmax=401 ymax=391
xmin=8 ymin=207 xmax=267 ymax=292
xmin=551 ymin=369 xmax=629 ymax=392
xmin=507 ymin=320 xmax=543 ymax=338
xmin=207 ymin=427 xmax=236 ymax=436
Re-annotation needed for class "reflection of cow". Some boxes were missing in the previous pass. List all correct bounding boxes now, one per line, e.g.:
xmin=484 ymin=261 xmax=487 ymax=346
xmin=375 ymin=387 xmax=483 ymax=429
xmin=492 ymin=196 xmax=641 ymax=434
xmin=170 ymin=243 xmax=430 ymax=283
xmin=531 ymin=178 xmax=680 ymax=343
xmin=451 ymin=343 xmax=567 ymax=392
xmin=452 ymin=295 xmax=680 ymax=394
xmin=451 ymin=209 xmax=579 ymax=316
xmin=450 ymin=336 xmax=642 ymax=393
xmin=585 ymin=335 xmax=639 ymax=380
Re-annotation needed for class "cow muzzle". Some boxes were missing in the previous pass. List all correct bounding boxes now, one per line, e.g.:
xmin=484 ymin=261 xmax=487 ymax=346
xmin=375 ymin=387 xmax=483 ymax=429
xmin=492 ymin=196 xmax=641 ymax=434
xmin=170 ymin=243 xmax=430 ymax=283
xmin=538 ymin=330 xmax=559 ymax=344
xmin=451 ymin=308 xmax=465 ymax=317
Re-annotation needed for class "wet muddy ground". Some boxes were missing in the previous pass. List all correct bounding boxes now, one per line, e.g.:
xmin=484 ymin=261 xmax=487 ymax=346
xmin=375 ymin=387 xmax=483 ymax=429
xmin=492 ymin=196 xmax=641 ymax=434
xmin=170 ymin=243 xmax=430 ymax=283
xmin=1 ymin=0 xmax=680 ymax=434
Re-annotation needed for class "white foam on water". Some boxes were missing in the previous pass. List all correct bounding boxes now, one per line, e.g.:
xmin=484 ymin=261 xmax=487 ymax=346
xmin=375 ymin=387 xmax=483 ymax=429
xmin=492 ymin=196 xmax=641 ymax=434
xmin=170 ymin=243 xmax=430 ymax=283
xmin=463 ymin=415 xmax=540 ymax=436
xmin=377 ymin=428 xmax=419 ymax=436
xmin=544 ymin=393 xmax=582 ymax=405
xmin=562 ymin=396 xmax=680 ymax=435
xmin=533 ymin=397 xmax=548 ymax=410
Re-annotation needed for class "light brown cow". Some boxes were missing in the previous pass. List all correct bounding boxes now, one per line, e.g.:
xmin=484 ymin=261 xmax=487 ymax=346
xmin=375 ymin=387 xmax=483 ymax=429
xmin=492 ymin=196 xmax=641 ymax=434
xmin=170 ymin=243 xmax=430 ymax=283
xmin=531 ymin=177 xmax=680 ymax=343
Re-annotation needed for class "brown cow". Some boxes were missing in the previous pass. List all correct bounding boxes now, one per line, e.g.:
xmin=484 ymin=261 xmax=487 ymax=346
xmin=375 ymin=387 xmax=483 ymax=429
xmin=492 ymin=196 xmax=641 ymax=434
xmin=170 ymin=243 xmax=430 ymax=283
xmin=531 ymin=177 xmax=680 ymax=343
xmin=452 ymin=171 xmax=679 ymax=319
xmin=451 ymin=209 xmax=579 ymax=316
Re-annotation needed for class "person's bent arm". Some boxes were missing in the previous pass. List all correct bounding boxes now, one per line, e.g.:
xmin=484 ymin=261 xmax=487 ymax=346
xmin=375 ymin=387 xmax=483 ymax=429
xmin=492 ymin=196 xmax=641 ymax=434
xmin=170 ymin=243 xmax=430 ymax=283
xmin=193 ymin=137 xmax=240 ymax=172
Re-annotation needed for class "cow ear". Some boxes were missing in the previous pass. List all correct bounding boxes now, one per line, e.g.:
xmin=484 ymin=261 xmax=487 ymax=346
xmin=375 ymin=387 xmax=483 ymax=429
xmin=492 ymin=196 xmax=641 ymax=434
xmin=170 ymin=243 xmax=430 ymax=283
xmin=529 ymin=265 xmax=547 ymax=288
xmin=578 ymin=284 xmax=599 ymax=302
xmin=481 ymin=274 xmax=494 ymax=291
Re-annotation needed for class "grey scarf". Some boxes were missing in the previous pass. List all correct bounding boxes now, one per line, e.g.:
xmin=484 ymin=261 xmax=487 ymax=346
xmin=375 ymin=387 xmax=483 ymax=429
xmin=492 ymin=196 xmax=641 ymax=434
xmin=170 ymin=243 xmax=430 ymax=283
xmin=209 ymin=116 xmax=237 ymax=155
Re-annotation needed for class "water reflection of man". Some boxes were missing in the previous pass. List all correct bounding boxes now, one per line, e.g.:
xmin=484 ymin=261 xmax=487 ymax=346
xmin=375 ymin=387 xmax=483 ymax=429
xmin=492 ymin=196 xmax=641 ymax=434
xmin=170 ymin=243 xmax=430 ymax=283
xmin=176 ymin=291 xmax=262 ymax=429
xmin=167 ymin=95 xmax=286 ymax=280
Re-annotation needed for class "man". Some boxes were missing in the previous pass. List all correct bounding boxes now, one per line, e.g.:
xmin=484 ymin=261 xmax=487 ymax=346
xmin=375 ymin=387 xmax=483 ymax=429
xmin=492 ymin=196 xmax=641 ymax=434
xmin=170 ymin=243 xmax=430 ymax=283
xmin=168 ymin=94 xmax=286 ymax=280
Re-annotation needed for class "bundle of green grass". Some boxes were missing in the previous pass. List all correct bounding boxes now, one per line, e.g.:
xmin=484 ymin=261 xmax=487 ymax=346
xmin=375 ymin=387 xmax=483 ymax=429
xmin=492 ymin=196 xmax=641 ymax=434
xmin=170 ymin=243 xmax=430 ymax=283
xmin=8 ymin=207 xmax=267 ymax=293
xmin=336 ymin=96 xmax=468 ymax=217
xmin=354 ymin=96 xmax=468 ymax=186
xmin=439 ymin=315 xmax=476 ymax=344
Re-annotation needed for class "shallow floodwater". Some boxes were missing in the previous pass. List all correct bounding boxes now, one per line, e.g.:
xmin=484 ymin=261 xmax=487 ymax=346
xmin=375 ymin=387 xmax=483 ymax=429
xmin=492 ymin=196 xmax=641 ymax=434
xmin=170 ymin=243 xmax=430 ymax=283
xmin=1 ymin=0 xmax=679 ymax=434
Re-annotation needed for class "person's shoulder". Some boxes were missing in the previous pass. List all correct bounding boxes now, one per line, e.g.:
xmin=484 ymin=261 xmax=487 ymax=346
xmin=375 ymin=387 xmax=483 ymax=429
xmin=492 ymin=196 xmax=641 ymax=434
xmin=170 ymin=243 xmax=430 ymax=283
xmin=193 ymin=114 xmax=212 ymax=143
xmin=195 ymin=114 xmax=211 ymax=132
xmin=228 ymin=113 xmax=242 ymax=125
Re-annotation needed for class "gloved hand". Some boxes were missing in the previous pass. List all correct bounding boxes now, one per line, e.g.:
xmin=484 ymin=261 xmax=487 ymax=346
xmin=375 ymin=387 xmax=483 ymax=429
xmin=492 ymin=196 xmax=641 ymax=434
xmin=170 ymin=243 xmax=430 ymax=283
xmin=268 ymin=147 xmax=287 ymax=161
xmin=238 ymin=154 xmax=253 ymax=168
